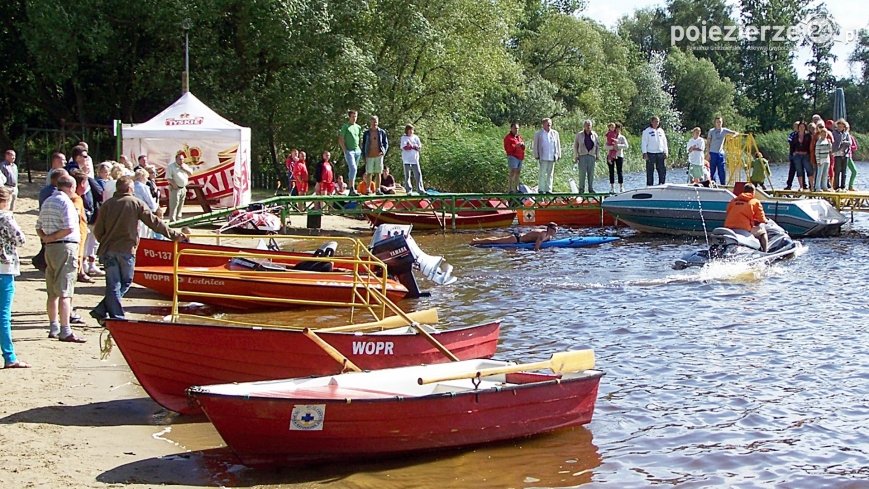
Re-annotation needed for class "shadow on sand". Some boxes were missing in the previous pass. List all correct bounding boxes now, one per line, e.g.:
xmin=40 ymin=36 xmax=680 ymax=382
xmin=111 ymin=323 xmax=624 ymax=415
xmin=0 ymin=398 xmax=205 ymax=427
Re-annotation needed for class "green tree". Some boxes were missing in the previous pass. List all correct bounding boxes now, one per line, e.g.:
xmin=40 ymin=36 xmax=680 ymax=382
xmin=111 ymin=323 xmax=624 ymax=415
xmin=664 ymin=49 xmax=738 ymax=131
xmin=666 ymin=0 xmax=740 ymax=79
xmin=517 ymin=14 xmax=636 ymax=124
xmin=616 ymin=7 xmax=670 ymax=61
xmin=625 ymin=53 xmax=681 ymax=134
xmin=737 ymin=0 xmax=806 ymax=130
xmin=802 ymin=3 xmax=839 ymax=113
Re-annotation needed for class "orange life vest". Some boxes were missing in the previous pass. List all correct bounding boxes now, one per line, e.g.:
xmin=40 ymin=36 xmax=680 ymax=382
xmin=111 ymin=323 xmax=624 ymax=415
xmin=724 ymin=192 xmax=767 ymax=231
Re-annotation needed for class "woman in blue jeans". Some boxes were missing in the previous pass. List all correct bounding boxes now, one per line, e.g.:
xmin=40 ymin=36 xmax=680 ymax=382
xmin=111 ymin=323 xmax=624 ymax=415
xmin=0 ymin=187 xmax=29 ymax=368
xmin=789 ymin=122 xmax=813 ymax=191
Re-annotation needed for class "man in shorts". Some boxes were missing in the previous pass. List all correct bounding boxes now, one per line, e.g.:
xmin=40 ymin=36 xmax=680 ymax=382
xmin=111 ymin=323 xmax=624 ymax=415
xmin=360 ymin=115 xmax=389 ymax=195
xmin=36 ymin=174 xmax=86 ymax=343
xmin=503 ymin=122 xmax=525 ymax=193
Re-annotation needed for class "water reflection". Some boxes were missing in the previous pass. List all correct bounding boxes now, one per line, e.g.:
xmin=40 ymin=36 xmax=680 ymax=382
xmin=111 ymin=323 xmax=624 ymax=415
xmin=160 ymin=426 xmax=601 ymax=489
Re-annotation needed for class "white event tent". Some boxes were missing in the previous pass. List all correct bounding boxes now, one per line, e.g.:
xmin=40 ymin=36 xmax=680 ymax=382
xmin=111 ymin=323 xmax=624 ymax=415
xmin=122 ymin=92 xmax=251 ymax=208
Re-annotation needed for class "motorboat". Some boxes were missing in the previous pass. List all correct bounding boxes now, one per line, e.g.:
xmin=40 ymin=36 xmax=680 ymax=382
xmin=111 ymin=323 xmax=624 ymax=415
xmin=132 ymin=258 xmax=411 ymax=310
xmin=136 ymin=224 xmax=456 ymax=300
xmin=188 ymin=350 xmax=602 ymax=467
xmin=601 ymin=184 xmax=846 ymax=238
xmin=673 ymin=220 xmax=801 ymax=269
xmin=105 ymin=311 xmax=500 ymax=415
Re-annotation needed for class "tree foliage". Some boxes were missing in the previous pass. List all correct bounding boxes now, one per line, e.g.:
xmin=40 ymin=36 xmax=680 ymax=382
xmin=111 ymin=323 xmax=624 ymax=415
xmin=0 ymin=0 xmax=863 ymax=191
xmin=664 ymin=49 xmax=738 ymax=131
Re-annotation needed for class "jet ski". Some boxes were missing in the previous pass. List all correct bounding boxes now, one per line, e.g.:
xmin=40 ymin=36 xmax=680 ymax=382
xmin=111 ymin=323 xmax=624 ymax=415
xmin=673 ymin=220 xmax=800 ymax=270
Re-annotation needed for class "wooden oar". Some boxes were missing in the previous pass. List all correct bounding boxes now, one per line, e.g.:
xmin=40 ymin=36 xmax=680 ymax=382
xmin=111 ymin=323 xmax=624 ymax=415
xmin=417 ymin=349 xmax=595 ymax=385
xmin=315 ymin=308 xmax=439 ymax=333
xmin=303 ymin=328 xmax=362 ymax=372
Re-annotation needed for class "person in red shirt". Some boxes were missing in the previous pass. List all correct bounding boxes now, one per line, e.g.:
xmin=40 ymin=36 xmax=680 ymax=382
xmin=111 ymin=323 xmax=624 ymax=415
xmin=292 ymin=152 xmax=309 ymax=195
xmin=503 ymin=122 xmax=525 ymax=193
xmin=284 ymin=149 xmax=299 ymax=195
xmin=723 ymin=183 xmax=768 ymax=251
xmin=314 ymin=151 xmax=336 ymax=195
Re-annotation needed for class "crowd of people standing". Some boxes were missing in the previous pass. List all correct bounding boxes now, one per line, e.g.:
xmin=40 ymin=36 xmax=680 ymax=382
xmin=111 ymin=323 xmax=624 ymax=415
xmin=286 ymin=110 xmax=425 ymax=198
xmin=786 ymin=115 xmax=858 ymax=192
xmin=1 ymin=141 xmax=187 ymax=368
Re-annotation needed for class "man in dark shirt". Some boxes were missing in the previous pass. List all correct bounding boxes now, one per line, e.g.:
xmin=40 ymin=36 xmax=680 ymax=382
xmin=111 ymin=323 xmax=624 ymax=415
xmin=90 ymin=176 xmax=187 ymax=323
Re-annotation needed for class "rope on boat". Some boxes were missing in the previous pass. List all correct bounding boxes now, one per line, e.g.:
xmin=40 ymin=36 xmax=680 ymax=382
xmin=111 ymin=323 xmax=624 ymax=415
xmin=99 ymin=330 xmax=114 ymax=360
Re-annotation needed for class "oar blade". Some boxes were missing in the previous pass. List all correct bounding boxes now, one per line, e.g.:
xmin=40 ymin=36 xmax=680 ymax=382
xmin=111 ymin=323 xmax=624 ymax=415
xmin=549 ymin=349 xmax=595 ymax=374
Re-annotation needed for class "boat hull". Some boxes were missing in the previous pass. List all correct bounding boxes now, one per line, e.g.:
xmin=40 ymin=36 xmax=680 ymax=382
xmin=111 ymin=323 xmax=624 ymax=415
xmin=133 ymin=265 xmax=408 ymax=310
xmin=601 ymin=185 xmax=846 ymax=238
xmin=517 ymin=202 xmax=616 ymax=227
xmin=363 ymin=198 xmax=516 ymax=229
xmin=190 ymin=367 xmax=602 ymax=466
xmin=136 ymin=238 xmax=312 ymax=268
xmin=106 ymin=319 xmax=501 ymax=415
xmin=472 ymin=236 xmax=620 ymax=249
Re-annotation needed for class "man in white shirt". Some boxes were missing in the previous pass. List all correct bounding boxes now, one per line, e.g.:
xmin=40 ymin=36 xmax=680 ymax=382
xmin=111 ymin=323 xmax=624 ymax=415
xmin=532 ymin=118 xmax=561 ymax=193
xmin=641 ymin=116 xmax=669 ymax=186
xmin=399 ymin=124 xmax=424 ymax=194
xmin=166 ymin=152 xmax=194 ymax=222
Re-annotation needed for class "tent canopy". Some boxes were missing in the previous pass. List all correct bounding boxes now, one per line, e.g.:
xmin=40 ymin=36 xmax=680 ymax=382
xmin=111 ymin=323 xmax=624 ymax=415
xmin=122 ymin=92 xmax=252 ymax=208
xmin=123 ymin=92 xmax=248 ymax=140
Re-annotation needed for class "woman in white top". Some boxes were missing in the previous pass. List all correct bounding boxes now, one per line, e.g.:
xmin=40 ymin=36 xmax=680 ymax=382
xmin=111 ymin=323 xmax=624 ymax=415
xmin=133 ymin=169 xmax=160 ymax=238
xmin=400 ymin=124 xmax=424 ymax=194
xmin=687 ymin=127 xmax=706 ymax=184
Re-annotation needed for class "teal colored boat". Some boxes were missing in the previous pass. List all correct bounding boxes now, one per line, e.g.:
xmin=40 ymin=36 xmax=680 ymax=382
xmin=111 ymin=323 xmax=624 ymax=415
xmin=601 ymin=184 xmax=846 ymax=238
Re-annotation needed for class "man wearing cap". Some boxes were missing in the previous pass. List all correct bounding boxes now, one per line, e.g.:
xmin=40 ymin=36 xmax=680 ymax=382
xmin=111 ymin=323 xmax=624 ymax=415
xmin=724 ymin=183 xmax=768 ymax=252
xmin=166 ymin=152 xmax=194 ymax=221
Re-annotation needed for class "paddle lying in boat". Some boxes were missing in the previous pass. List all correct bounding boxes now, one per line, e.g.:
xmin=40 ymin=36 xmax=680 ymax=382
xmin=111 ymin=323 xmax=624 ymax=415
xmin=106 ymin=309 xmax=501 ymax=415
xmin=188 ymin=349 xmax=603 ymax=467
xmin=417 ymin=349 xmax=596 ymax=384
xmin=471 ymin=236 xmax=619 ymax=249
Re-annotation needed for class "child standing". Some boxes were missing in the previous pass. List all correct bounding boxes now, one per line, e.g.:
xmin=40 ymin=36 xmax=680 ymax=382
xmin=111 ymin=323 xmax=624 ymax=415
xmin=686 ymin=127 xmax=706 ymax=184
xmin=750 ymin=152 xmax=771 ymax=190
xmin=314 ymin=151 xmax=336 ymax=196
xmin=284 ymin=149 xmax=299 ymax=195
xmin=292 ymin=152 xmax=309 ymax=196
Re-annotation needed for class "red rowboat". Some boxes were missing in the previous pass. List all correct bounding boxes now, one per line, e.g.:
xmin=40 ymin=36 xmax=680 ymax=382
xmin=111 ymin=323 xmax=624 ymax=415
xmin=133 ymin=261 xmax=408 ymax=310
xmin=189 ymin=353 xmax=603 ymax=467
xmin=107 ymin=316 xmax=501 ymax=415
xmin=517 ymin=200 xmax=616 ymax=227
xmin=364 ymin=198 xmax=516 ymax=229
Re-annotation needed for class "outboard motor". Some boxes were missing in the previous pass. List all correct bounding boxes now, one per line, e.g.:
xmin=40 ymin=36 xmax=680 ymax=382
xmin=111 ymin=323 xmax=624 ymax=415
xmin=370 ymin=224 xmax=456 ymax=298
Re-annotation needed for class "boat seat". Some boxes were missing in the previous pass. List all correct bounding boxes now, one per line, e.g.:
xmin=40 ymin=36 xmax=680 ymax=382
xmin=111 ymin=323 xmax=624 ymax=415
xmin=712 ymin=227 xmax=760 ymax=250
xmin=293 ymin=241 xmax=338 ymax=272
xmin=228 ymin=256 xmax=290 ymax=272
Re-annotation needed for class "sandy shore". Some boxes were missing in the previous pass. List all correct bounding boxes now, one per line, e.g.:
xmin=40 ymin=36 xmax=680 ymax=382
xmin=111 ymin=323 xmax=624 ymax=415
xmin=0 ymin=181 xmax=370 ymax=488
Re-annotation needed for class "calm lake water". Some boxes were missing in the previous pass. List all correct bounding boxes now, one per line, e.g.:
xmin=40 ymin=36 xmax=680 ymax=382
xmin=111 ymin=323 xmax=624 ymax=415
xmin=151 ymin=162 xmax=869 ymax=488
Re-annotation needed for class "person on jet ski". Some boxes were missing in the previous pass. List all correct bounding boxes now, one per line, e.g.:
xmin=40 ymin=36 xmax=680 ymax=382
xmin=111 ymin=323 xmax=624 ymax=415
xmin=471 ymin=222 xmax=558 ymax=251
xmin=724 ymin=183 xmax=768 ymax=252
